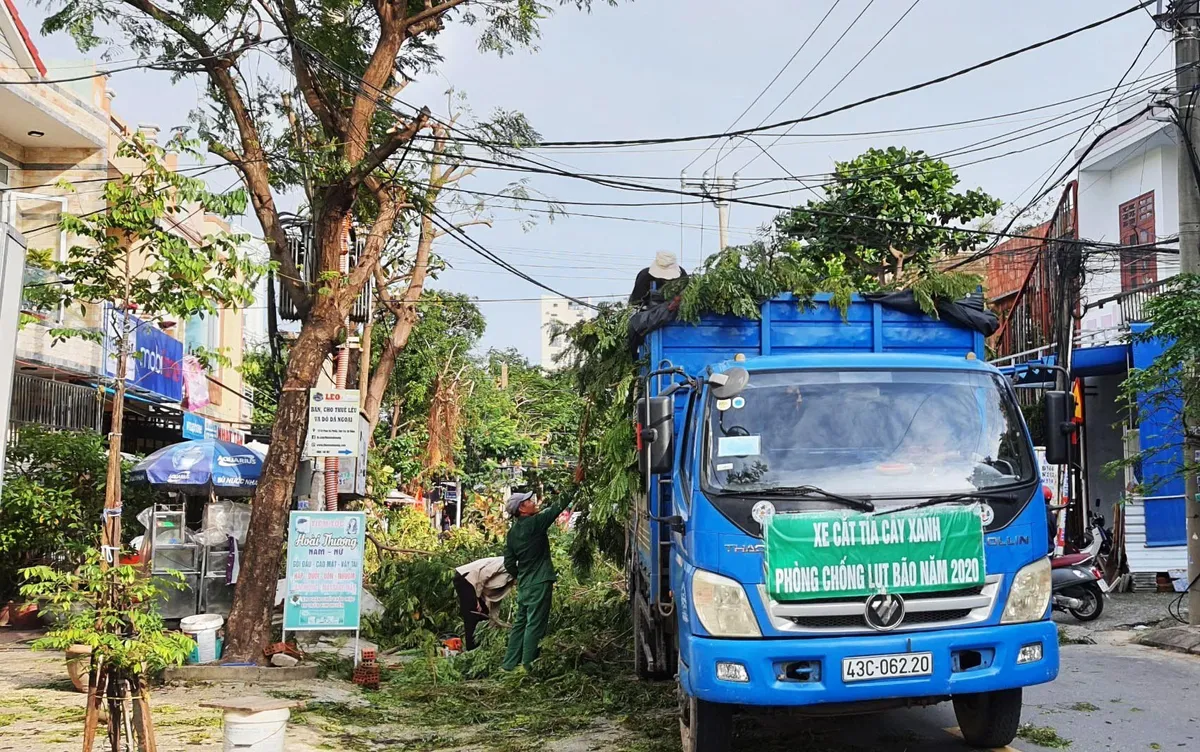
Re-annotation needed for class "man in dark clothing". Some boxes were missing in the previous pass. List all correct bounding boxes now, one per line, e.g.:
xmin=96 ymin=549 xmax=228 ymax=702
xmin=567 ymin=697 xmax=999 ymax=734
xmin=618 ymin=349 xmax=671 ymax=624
xmin=501 ymin=490 xmax=571 ymax=670
xmin=628 ymin=251 xmax=687 ymax=306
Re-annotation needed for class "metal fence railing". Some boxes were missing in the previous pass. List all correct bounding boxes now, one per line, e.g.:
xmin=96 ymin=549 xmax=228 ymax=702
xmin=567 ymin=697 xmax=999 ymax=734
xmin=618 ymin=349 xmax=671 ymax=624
xmin=7 ymin=374 xmax=102 ymax=436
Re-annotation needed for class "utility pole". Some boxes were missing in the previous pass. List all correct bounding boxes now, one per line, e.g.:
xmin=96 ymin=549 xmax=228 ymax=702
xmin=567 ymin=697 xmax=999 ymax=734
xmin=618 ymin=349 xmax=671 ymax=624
xmin=680 ymin=172 xmax=738 ymax=258
xmin=1171 ymin=0 xmax=1200 ymax=625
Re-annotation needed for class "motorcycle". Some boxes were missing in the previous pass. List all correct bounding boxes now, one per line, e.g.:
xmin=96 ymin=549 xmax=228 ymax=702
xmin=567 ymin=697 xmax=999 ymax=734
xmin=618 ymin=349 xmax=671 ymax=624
xmin=1051 ymin=552 xmax=1106 ymax=621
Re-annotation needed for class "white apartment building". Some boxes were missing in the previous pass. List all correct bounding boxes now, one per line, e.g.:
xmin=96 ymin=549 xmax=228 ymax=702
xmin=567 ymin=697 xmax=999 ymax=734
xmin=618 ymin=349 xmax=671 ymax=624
xmin=539 ymin=295 xmax=595 ymax=369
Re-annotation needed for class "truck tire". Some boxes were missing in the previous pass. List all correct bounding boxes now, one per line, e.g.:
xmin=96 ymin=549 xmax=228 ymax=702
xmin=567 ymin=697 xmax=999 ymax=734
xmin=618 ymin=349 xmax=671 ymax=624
xmin=953 ymin=688 xmax=1022 ymax=749
xmin=679 ymin=689 xmax=732 ymax=752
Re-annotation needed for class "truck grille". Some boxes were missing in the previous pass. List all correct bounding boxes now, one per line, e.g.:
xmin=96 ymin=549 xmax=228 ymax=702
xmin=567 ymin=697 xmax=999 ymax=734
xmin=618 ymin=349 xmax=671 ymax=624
xmin=788 ymin=609 xmax=973 ymax=630
xmin=758 ymin=575 xmax=1001 ymax=635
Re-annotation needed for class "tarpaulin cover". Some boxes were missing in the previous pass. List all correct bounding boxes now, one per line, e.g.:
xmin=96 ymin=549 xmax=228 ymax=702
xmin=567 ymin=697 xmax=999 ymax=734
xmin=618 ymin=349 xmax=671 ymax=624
xmin=864 ymin=290 xmax=999 ymax=337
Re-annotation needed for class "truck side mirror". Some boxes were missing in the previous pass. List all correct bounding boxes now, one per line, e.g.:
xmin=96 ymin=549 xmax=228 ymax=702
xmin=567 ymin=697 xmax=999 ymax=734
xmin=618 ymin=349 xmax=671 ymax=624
xmin=638 ymin=396 xmax=675 ymax=475
xmin=1043 ymin=390 xmax=1075 ymax=465
xmin=710 ymin=367 xmax=749 ymax=399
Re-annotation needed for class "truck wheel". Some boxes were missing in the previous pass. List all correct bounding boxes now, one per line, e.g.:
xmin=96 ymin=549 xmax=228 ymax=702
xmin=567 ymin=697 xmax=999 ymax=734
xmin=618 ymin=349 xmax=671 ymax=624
xmin=1068 ymin=583 xmax=1104 ymax=621
xmin=953 ymin=688 xmax=1022 ymax=749
xmin=679 ymin=689 xmax=732 ymax=752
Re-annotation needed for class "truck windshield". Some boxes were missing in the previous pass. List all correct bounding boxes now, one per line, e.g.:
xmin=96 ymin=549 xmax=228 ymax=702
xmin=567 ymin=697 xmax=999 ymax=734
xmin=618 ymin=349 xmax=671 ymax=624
xmin=704 ymin=369 xmax=1035 ymax=498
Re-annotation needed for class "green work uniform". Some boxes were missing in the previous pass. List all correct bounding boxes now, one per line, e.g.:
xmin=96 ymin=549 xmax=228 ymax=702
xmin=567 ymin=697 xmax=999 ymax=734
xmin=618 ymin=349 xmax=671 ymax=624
xmin=501 ymin=497 xmax=569 ymax=670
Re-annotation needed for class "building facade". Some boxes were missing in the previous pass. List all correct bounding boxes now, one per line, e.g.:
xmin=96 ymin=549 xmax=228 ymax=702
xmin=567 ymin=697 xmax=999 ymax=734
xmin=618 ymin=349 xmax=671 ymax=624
xmin=539 ymin=295 xmax=595 ymax=370
xmin=986 ymin=100 xmax=1188 ymax=582
xmin=2 ymin=1 xmax=253 ymax=450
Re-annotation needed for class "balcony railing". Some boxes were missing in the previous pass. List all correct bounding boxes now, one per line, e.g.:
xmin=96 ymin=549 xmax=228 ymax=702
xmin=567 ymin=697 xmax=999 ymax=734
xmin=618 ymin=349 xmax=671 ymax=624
xmin=6 ymin=374 xmax=102 ymax=440
xmin=1082 ymin=278 xmax=1172 ymax=326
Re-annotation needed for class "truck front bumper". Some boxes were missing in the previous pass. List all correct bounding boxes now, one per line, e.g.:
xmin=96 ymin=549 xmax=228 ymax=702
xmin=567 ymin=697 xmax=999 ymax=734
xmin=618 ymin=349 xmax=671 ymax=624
xmin=680 ymin=620 xmax=1058 ymax=707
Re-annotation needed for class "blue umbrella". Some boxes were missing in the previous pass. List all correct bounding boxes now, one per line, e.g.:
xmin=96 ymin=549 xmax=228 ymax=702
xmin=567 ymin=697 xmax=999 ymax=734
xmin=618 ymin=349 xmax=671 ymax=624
xmin=130 ymin=439 xmax=265 ymax=497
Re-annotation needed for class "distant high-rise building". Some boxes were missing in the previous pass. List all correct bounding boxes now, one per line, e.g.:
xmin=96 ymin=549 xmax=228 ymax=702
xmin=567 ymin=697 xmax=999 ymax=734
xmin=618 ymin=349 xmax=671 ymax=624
xmin=539 ymin=295 xmax=596 ymax=369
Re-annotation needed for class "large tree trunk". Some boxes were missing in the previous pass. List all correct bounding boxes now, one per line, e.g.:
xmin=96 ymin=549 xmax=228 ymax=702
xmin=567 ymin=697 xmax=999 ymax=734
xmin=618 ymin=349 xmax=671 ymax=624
xmin=222 ymin=303 xmax=343 ymax=662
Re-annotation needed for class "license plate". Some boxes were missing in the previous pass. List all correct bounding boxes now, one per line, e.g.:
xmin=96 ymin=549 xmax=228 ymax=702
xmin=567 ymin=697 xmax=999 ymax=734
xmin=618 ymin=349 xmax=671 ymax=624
xmin=842 ymin=652 xmax=933 ymax=683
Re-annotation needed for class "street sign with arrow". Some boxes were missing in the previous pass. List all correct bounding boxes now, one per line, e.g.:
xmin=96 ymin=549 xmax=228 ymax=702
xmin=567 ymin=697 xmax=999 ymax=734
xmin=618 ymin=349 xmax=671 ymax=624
xmin=305 ymin=389 xmax=362 ymax=458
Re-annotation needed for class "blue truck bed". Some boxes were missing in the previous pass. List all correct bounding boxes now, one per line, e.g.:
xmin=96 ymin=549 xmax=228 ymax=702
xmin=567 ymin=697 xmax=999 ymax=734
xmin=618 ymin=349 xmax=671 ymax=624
xmin=636 ymin=295 xmax=986 ymax=598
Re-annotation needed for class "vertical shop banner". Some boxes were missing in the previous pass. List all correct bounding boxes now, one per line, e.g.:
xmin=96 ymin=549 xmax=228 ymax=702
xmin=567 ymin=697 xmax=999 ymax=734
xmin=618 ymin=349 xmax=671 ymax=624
xmin=305 ymin=389 xmax=361 ymax=457
xmin=283 ymin=511 xmax=365 ymax=630
xmin=763 ymin=506 xmax=986 ymax=601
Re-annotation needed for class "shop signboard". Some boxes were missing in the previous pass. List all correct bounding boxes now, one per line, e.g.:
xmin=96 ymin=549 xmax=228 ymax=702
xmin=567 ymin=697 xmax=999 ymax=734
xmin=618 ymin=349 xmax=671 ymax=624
xmin=305 ymin=389 xmax=361 ymax=458
xmin=182 ymin=412 xmax=206 ymax=440
xmin=103 ymin=304 xmax=184 ymax=402
xmin=282 ymin=510 xmax=365 ymax=630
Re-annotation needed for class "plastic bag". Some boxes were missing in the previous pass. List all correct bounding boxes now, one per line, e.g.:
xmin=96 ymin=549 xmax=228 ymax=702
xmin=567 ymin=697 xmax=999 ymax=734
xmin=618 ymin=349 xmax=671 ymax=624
xmin=194 ymin=500 xmax=252 ymax=546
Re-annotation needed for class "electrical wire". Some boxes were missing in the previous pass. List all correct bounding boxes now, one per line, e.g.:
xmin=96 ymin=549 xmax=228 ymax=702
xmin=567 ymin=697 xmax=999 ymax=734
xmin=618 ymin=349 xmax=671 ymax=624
xmin=395 ymin=2 xmax=1158 ymax=150
xmin=735 ymin=0 xmax=878 ymax=146
xmin=424 ymin=208 xmax=599 ymax=310
xmin=741 ymin=0 xmax=920 ymax=173
xmin=0 ymin=39 xmax=282 ymax=85
xmin=999 ymin=27 xmax=1161 ymax=244
xmin=684 ymin=0 xmax=844 ymax=172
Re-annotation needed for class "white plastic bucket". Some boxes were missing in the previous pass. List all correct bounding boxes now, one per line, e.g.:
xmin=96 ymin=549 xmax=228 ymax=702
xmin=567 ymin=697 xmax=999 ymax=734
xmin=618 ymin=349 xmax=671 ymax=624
xmin=223 ymin=707 xmax=289 ymax=752
xmin=180 ymin=614 xmax=224 ymax=664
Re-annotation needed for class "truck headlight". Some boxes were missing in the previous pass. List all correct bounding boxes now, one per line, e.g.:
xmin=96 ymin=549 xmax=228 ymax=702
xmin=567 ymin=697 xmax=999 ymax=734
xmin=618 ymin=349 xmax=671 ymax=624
xmin=692 ymin=569 xmax=761 ymax=637
xmin=1001 ymin=556 xmax=1052 ymax=624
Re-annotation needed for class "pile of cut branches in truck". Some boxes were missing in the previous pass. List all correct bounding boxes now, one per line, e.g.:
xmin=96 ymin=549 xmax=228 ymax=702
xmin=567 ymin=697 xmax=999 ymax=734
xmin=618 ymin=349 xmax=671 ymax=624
xmin=554 ymin=146 xmax=1002 ymax=568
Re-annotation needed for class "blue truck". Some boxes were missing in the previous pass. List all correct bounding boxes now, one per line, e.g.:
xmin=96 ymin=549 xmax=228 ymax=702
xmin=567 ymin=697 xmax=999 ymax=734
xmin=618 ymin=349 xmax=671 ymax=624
xmin=629 ymin=294 xmax=1072 ymax=751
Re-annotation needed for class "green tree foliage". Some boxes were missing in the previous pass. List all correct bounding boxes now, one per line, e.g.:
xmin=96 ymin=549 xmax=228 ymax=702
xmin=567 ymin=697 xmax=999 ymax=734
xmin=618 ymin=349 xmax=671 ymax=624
xmin=29 ymin=134 xmax=262 ymax=352
xmin=0 ymin=428 xmax=152 ymax=600
xmin=22 ymin=553 xmax=194 ymax=672
xmin=240 ymin=341 xmax=287 ymax=428
xmin=774 ymin=146 xmax=1003 ymax=286
xmin=561 ymin=147 xmax=1002 ymax=568
xmin=675 ymin=148 xmax=996 ymax=323
xmin=1108 ymin=275 xmax=1200 ymax=491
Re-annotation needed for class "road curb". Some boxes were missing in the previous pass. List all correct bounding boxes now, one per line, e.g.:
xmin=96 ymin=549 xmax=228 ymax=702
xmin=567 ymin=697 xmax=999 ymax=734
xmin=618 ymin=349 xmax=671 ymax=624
xmin=1135 ymin=625 xmax=1200 ymax=655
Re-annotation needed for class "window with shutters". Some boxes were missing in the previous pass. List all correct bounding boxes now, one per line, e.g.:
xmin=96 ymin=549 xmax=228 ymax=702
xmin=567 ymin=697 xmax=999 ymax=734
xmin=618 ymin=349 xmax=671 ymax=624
xmin=1118 ymin=192 xmax=1156 ymax=291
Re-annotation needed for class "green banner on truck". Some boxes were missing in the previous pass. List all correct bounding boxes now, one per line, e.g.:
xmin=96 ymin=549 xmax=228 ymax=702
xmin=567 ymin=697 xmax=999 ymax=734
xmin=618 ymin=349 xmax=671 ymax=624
xmin=763 ymin=505 xmax=987 ymax=601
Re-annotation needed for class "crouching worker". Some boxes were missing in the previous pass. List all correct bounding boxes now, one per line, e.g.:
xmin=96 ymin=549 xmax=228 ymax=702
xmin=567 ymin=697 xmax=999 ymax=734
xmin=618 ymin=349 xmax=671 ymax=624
xmin=500 ymin=489 xmax=572 ymax=671
xmin=453 ymin=556 xmax=514 ymax=651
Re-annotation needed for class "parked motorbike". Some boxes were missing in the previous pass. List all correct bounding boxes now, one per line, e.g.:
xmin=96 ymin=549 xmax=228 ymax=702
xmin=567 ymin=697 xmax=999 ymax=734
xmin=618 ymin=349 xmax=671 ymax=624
xmin=1081 ymin=511 xmax=1113 ymax=568
xmin=1051 ymin=553 xmax=1106 ymax=621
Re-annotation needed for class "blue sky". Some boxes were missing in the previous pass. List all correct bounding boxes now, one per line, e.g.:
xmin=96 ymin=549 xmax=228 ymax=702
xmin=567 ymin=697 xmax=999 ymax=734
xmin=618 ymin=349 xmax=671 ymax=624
xmin=18 ymin=0 xmax=1170 ymax=359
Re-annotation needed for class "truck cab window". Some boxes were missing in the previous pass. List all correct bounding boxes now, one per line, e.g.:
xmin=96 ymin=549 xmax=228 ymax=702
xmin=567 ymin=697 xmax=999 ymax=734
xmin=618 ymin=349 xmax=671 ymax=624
xmin=704 ymin=369 xmax=1035 ymax=499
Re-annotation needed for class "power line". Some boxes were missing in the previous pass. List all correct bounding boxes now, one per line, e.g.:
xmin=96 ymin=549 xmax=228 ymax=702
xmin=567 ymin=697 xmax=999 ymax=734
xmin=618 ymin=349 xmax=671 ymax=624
xmin=742 ymin=0 xmax=921 ymax=173
xmin=0 ymin=39 xmax=282 ymax=86
xmin=424 ymin=209 xmax=600 ymax=310
xmin=405 ymin=2 xmax=1158 ymax=150
xmin=686 ymin=0 xmax=844 ymax=172
xmin=987 ymin=26 xmax=1162 ymax=254
xmin=737 ymin=0 xmax=878 ymax=148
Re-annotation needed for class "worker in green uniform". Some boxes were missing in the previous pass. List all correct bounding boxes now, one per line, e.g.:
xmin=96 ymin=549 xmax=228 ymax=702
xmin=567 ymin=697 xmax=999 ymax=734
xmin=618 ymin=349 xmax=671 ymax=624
xmin=501 ymin=489 xmax=571 ymax=671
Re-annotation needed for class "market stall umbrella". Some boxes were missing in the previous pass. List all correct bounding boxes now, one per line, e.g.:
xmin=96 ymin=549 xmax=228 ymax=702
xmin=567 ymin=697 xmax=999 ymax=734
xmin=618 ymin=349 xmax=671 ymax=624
xmin=130 ymin=439 xmax=265 ymax=497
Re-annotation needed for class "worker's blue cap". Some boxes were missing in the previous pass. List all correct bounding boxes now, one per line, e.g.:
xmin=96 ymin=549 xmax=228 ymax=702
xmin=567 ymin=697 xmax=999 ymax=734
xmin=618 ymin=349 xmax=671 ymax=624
xmin=504 ymin=492 xmax=533 ymax=517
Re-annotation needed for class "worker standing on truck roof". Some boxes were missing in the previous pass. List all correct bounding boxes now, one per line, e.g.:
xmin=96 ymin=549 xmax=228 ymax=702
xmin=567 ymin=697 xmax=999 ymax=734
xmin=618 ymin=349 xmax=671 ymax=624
xmin=500 ymin=482 xmax=576 ymax=671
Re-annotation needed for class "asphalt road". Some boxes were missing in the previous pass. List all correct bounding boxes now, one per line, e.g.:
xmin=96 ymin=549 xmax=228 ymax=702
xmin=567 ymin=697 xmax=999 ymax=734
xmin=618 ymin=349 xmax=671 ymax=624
xmin=726 ymin=635 xmax=1200 ymax=751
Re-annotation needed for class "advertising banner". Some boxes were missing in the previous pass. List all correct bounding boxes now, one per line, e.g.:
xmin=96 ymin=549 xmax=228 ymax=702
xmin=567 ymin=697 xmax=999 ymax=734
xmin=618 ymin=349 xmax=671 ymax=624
xmin=103 ymin=305 xmax=184 ymax=402
xmin=283 ymin=511 xmax=365 ymax=630
xmin=763 ymin=506 xmax=986 ymax=601
xmin=305 ymin=389 xmax=361 ymax=458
